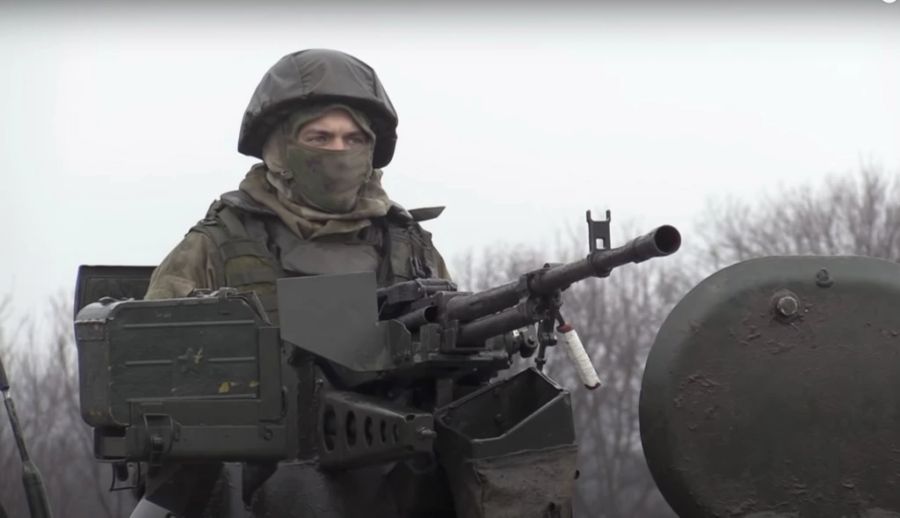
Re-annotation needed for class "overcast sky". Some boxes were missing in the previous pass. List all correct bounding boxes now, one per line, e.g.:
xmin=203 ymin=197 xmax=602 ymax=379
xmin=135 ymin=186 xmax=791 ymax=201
xmin=1 ymin=1 xmax=898 ymax=326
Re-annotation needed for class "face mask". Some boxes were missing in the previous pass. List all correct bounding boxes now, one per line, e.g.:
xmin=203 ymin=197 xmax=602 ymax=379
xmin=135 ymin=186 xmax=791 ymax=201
xmin=280 ymin=142 xmax=373 ymax=213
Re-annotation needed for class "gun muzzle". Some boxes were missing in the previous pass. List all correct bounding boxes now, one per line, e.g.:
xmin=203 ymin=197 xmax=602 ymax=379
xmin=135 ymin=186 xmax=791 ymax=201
xmin=530 ymin=225 xmax=682 ymax=295
xmin=619 ymin=225 xmax=681 ymax=264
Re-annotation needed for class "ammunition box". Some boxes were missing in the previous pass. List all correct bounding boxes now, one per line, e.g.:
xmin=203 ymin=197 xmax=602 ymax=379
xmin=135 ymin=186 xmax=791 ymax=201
xmin=74 ymin=293 xmax=286 ymax=463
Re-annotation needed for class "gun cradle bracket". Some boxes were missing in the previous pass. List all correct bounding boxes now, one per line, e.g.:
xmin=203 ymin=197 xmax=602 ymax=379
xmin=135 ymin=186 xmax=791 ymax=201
xmin=434 ymin=368 xmax=576 ymax=461
xmin=311 ymin=368 xmax=575 ymax=473
xmin=316 ymin=390 xmax=435 ymax=471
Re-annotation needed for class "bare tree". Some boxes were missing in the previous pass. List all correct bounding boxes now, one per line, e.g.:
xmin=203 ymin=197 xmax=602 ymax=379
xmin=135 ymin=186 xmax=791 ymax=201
xmin=700 ymin=166 xmax=900 ymax=266
xmin=453 ymin=230 xmax=690 ymax=518
xmin=0 ymin=296 xmax=134 ymax=518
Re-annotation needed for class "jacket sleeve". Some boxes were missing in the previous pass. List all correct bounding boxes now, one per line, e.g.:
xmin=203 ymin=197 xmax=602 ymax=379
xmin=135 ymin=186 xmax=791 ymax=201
xmin=144 ymin=232 xmax=224 ymax=300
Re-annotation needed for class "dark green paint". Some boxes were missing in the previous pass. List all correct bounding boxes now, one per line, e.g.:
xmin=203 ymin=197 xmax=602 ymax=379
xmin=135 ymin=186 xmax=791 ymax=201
xmin=70 ymin=213 xmax=680 ymax=517
xmin=641 ymin=255 xmax=900 ymax=518
xmin=238 ymin=49 xmax=398 ymax=168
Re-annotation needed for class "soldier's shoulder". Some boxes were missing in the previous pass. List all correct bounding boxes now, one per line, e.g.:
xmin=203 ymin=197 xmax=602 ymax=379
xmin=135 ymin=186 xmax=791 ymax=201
xmin=189 ymin=191 xmax=275 ymax=244
xmin=194 ymin=191 xmax=276 ymax=226
xmin=218 ymin=190 xmax=277 ymax=217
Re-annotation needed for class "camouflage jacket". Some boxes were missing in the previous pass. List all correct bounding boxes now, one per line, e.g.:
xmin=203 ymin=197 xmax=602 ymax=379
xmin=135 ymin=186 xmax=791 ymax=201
xmin=145 ymin=190 xmax=450 ymax=324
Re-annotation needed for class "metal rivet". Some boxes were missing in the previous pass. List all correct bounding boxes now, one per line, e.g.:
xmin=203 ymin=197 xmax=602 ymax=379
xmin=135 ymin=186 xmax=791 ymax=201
xmin=776 ymin=295 xmax=799 ymax=317
xmin=815 ymin=268 xmax=834 ymax=288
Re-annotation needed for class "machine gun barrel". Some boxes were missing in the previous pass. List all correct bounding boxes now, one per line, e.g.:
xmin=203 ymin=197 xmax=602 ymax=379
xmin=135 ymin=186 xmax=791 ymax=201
xmin=0 ymin=355 xmax=53 ymax=518
xmin=530 ymin=225 xmax=680 ymax=293
xmin=454 ymin=225 xmax=681 ymax=345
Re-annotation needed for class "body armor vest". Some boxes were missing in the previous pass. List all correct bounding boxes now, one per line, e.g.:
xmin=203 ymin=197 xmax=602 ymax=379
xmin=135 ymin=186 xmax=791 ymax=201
xmin=189 ymin=191 xmax=445 ymax=324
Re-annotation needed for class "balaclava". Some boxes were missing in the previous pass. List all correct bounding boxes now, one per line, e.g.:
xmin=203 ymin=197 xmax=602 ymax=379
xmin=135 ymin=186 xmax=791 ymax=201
xmin=263 ymin=104 xmax=377 ymax=213
xmin=239 ymin=104 xmax=392 ymax=239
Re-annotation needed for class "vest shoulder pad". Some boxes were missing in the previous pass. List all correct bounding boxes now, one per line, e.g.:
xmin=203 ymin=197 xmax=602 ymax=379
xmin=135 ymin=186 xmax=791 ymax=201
xmin=408 ymin=206 xmax=445 ymax=222
xmin=219 ymin=190 xmax=277 ymax=217
xmin=387 ymin=202 xmax=444 ymax=224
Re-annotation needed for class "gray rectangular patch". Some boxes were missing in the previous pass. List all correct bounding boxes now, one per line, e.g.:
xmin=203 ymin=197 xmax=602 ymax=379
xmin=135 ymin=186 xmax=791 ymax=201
xmin=277 ymin=272 xmax=390 ymax=372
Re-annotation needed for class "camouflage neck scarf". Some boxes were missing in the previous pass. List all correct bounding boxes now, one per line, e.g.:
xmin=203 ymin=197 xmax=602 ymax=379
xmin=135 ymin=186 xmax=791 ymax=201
xmin=274 ymin=142 xmax=373 ymax=213
xmin=240 ymin=164 xmax=391 ymax=240
xmin=262 ymin=103 xmax=377 ymax=213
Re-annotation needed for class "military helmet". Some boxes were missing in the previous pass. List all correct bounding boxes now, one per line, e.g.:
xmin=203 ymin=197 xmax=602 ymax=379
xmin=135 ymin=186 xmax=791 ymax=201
xmin=238 ymin=49 xmax=398 ymax=168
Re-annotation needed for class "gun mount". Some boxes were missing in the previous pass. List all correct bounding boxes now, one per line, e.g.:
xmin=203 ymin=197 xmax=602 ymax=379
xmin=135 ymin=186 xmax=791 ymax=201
xmin=73 ymin=210 xmax=681 ymax=517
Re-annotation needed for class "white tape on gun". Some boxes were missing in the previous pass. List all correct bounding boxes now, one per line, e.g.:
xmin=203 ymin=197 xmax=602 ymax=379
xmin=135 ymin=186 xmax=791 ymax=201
xmin=557 ymin=324 xmax=601 ymax=390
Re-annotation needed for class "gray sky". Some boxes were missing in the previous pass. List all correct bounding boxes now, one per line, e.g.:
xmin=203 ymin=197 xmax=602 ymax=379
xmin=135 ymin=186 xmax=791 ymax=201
xmin=1 ymin=1 xmax=899 ymax=326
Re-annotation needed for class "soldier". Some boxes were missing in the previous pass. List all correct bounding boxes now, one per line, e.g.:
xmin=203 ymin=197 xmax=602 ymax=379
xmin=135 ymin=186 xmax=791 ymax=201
xmin=145 ymin=48 xmax=450 ymax=325
xmin=135 ymin=49 xmax=455 ymax=518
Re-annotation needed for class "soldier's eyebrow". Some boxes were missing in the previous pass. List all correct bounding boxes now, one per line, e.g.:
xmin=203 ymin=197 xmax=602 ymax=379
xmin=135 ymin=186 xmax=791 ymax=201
xmin=301 ymin=129 xmax=334 ymax=137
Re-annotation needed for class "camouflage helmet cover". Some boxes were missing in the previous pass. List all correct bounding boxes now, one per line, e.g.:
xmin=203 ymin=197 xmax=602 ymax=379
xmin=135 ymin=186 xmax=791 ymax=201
xmin=238 ymin=49 xmax=398 ymax=168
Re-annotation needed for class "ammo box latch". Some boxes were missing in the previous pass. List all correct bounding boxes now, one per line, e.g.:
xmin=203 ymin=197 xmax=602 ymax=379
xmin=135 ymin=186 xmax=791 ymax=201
xmin=143 ymin=413 xmax=178 ymax=467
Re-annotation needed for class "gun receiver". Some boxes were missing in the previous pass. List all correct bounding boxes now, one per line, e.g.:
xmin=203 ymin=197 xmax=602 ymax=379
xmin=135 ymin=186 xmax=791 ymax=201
xmin=274 ymin=211 xmax=680 ymax=469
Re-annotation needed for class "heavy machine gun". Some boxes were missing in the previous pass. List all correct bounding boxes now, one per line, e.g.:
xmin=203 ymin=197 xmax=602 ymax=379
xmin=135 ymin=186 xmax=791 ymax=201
xmin=73 ymin=211 xmax=681 ymax=517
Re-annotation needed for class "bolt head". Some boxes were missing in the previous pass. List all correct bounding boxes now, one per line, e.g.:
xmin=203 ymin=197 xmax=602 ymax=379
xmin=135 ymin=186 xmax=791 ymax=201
xmin=776 ymin=295 xmax=799 ymax=317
